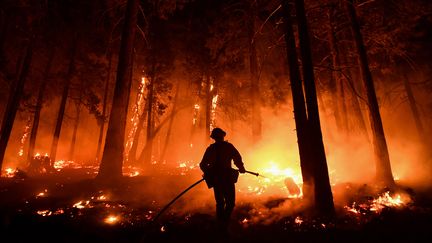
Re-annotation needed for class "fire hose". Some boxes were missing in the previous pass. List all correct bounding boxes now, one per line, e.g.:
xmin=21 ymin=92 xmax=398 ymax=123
xmin=152 ymin=170 xmax=262 ymax=222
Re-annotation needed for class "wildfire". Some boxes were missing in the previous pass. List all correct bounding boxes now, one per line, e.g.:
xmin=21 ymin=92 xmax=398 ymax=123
xmin=345 ymin=191 xmax=411 ymax=215
xmin=125 ymin=76 xmax=147 ymax=161
xmin=18 ymin=118 xmax=31 ymax=157
xmin=210 ymin=94 xmax=218 ymax=131
xmin=239 ymin=160 xmax=303 ymax=198
xmin=370 ymin=191 xmax=409 ymax=212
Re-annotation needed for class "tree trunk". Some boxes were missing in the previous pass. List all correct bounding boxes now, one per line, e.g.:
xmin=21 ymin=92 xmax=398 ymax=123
xmin=97 ymin=0 xmax=138 ymax=180
xmin=160 ymin=82 xmax=180 ymax=162
xmin=68 ymin=97 xmax=82 ymax=161
xmin=249 ymin=2 xmax=262 ymax=142
xmin=0 ymin=12 xmax=9 ymax=68
xmin=0 ymin=40 xmax=33 ymax=170
xmin=326 ymin=6 xmax=344 ymax=132
xmin=295 ymin=0 xmax=335 ymax=213
xmin=49 ymin=39 xmax=78 ymax=163
xmin=128 ymin=103 xmax=147 ymax=164
xmin=345 ymin=0 xmax=394 ymax=186
xmin=340 ymin=45 xmax=369 ymax=138
xmin=403 ymin=74 xmax=424 ymax=139
xmin=96 ymin=51 xmax=113 ymax=162
xmin=27 ymin=48 xmax=55 ymax=163
xmin=281 ymin=1 xmax=314 ymax=203
xmin=139 ymin=74 xmax=155 ymax=165
xmin=205 ymin=74 xmax=212 ymax=141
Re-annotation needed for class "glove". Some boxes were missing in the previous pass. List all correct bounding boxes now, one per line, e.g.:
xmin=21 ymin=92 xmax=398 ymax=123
xmin=238 ymin=166 xmax=246 ymax=174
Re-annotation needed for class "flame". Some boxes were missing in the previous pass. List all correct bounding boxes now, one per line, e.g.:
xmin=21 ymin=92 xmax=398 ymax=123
xmin=125 ymin=76 xmax=147 ymax=161
xmin=37 ymin=210 xmax=52 ymax=217
xmin=294 ymin=216 xmax=303 ymax=225
xmin=210 ymin=94 xmax=218 ymax=131
xmin=345 ymin=191 xmax=411 ymax=215
xmin=4 ymin=168 xmax=17 ymax=177
xmin=129 ymin=171 xmax=140 ymax=177
xmin=192 ymin=104 xmax=200 ymax=125
xmin=36 ymin=189 xmax=48 ymax=197
xmin=104 ymin=215 xmax=120 ymax=224
xmin=73 ymin=200 xmax=91 ymax=209
xmin=18 ymin=118 xmax=31 ymax=157
xmin=370 ymin=191 xmax=409 ymax=212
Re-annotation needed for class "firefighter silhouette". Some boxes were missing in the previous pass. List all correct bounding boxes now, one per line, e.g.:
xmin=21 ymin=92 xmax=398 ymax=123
xmin=199 ymin=127 xmax=246 ymax=232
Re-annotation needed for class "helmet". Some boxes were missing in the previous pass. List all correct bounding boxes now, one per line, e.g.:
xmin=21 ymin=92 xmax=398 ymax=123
xmin=210 ymin=128 xmax=226 ymax=139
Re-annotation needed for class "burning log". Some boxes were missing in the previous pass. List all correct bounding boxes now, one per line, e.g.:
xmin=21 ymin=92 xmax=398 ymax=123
xmin=284 ymin=177 xmax=301 ymax=197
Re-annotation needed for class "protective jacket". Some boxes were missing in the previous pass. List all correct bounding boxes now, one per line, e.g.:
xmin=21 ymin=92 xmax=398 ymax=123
xmin=199 ymin=141 xmax=244 ymax=188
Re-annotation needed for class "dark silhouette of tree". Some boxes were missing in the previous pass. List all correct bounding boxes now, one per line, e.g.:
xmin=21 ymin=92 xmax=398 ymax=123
xmin=27 ymin=48 xmax=55 ymax=163
xmin=282 ymin=0 xmax=335 ymax=214
xmin=49 ymin=38 xmax=78 ymax=163
xmin=97 ymin=0 xmax=139 ymax=180
xmin=345 ymin=0 xmax=395 ymax=187
xmin=0 ymin=39 xmax=33 ymax=171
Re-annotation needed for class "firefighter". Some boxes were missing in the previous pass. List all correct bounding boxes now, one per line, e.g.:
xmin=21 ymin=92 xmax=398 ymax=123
xmin=199 ymin=127 xmax=246 ymax=233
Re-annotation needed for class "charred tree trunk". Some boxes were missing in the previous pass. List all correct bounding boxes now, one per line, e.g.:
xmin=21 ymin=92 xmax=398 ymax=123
xmin=49 ymin=39 xmax=78 ymax=163
xmin=249 ymin=2 xmax=262 ymax=142
xmin=295 ymin=0 xmax=335 ymax=213
xmin=0 ymin=40 xmax=33 ymax=170
xmin=281 ymin=1 xmax=314 ymax=203
xmin=27 ymin=48 xmax=55 ymax=163
xmin=345 ymin=0 xmax=394 ymax=186
xmin=96 ymin=51 xmax=113 ymax=162
xmin=97 ymin=0 xmax=138 ymax=180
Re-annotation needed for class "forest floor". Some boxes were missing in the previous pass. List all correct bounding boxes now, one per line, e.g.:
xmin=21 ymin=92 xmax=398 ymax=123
xmin=1 ymin=168 xmax=432 ymax=243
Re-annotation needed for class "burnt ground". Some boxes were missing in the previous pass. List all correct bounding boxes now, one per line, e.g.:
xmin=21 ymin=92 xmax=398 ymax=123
xmin=1 ymin=169 xmax=432 ymax=243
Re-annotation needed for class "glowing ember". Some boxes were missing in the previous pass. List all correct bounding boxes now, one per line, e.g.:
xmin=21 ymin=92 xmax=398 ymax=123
xmin=73 ymin=200 xmax=91 ymax=209
xmin=160 ymin=226 xmax=166 ymax=232
xmin=294 ymin=216 xmax=303 ymax=225
xmin=104 ymin=215 xmax=120 ymax=224
xmin=129 ymin=171 xmax=140 ymax=177
xmin=37 ymin=210 xmax=52 ymax=216
xmin=4 ymin=168 xmax=17 ymax=177
xmin=36 ymin=189 xmax=48 ymax=197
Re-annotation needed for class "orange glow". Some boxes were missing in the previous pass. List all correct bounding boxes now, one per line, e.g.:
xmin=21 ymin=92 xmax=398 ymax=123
xmin=104 ymin=215 xmax=120 ymax=224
